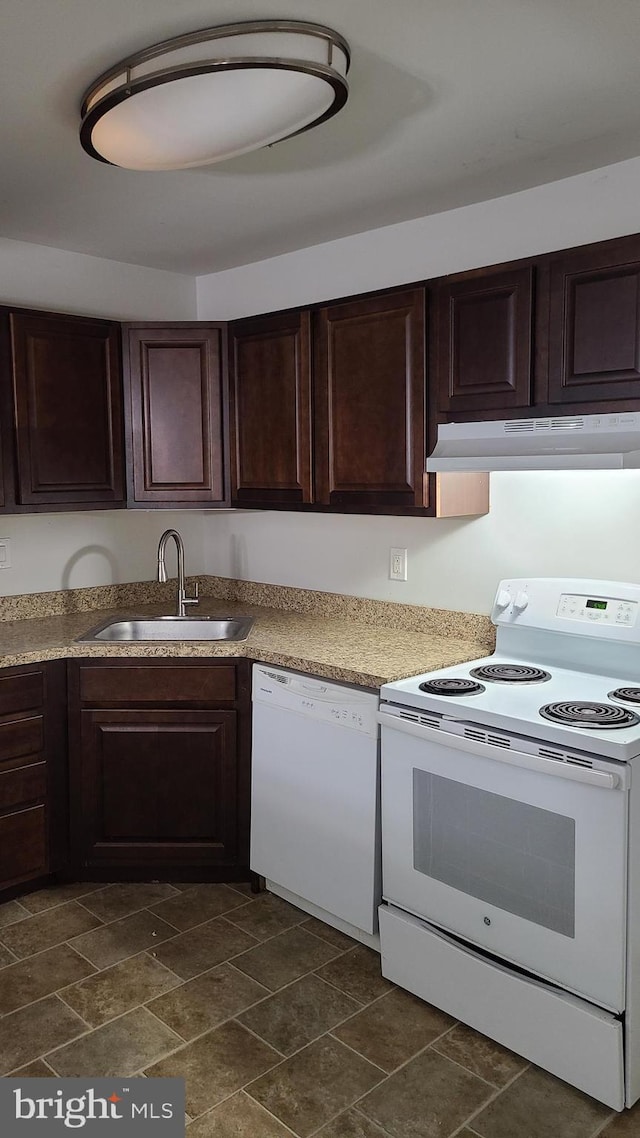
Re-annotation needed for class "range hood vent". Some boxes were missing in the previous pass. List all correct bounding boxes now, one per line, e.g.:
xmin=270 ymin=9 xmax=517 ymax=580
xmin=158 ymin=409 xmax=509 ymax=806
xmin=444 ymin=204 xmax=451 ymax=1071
xmin=426 ymin=412 xmax=640 ymax=472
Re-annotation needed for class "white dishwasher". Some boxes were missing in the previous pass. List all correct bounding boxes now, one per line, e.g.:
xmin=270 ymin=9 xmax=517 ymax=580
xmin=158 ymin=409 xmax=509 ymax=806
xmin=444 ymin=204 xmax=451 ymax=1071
xmin=251 ymin=663 xmax=381 ymax=945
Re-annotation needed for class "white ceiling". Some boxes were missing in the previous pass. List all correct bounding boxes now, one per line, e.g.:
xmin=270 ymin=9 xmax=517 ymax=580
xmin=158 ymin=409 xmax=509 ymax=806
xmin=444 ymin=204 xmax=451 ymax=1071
xmin=3 ymin=0 xmax=640 ymax=275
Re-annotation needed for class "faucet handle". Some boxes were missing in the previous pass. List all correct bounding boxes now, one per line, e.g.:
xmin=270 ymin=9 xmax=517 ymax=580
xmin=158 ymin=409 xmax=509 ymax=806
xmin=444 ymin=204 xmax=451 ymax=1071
xmin=184 ymin=580 xmax=199 ymax=607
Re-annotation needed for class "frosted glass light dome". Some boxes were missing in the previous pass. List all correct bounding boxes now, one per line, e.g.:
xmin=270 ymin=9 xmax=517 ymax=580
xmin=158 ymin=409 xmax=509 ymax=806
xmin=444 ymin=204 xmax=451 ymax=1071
xmin=80 ymin=20 xmax=350 ymax=171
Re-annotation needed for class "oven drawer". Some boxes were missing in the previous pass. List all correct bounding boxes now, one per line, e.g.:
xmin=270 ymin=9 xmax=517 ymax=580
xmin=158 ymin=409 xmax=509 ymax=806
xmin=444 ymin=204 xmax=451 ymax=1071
xmin=380 ymin=903 xmax=624 ymax=1111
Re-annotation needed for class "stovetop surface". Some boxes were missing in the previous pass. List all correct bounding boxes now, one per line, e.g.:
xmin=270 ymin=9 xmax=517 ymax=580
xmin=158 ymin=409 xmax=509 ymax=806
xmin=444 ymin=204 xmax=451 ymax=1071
xmin=380 ymin=653 xmax=640 ymax=761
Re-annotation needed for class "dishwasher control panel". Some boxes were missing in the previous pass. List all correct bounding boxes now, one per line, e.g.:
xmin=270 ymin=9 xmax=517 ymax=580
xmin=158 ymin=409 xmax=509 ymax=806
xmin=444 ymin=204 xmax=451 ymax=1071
xmin=253 ymin=664 xmax=379 ymax=737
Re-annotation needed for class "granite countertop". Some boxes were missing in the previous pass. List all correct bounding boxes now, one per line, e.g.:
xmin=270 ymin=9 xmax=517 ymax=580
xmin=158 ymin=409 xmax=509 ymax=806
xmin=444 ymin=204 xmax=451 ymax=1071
xmin=0 ymin=593 xmax=494 ymax=689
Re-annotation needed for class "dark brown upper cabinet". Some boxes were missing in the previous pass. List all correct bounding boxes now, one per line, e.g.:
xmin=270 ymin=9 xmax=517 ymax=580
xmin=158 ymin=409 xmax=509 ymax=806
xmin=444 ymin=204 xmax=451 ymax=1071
xmin=547 ymin=235 xmax=640 ymax=406
xmin=9 ymin=310 xmax=124 ymax=508
xmin=123 ymin=323 xmax=228 ymax=507
xmin=314 ymin=288 xmax=428 ymax=511
xmin=436 ymin=265 xmax=534 ymax=416
xmin=229 ymin=310 xmax=312 ymax=508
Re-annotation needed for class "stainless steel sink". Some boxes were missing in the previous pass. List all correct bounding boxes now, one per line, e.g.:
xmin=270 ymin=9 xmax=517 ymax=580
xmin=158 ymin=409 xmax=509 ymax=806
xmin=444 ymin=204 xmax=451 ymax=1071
xmin=77 ymin=616 xmax=254 ymax=642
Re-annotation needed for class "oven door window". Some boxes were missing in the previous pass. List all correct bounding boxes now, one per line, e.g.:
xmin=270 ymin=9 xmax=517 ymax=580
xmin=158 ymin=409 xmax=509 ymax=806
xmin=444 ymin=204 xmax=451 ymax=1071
xmin=413 ymin=770 xmax=576 ymax=937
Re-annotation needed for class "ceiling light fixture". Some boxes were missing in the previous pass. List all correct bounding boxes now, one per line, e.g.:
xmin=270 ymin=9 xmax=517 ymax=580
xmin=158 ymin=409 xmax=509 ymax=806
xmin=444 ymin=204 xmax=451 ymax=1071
xmin=79 ymin=19 xmax=350 ymax=171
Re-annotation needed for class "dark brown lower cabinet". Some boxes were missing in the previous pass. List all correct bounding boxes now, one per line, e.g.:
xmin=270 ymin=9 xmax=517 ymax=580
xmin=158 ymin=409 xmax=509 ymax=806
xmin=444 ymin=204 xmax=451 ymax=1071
xmin=0 ymin=661 xmax=67 ymax=899
xmin=68 ymin=659 xmax=251 ymax=881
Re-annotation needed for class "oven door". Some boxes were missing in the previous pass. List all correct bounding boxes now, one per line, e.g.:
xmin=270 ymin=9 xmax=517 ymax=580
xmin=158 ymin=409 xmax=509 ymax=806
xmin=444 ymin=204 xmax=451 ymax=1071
xmin=380 ymin=707 xmax=629 ymax=1013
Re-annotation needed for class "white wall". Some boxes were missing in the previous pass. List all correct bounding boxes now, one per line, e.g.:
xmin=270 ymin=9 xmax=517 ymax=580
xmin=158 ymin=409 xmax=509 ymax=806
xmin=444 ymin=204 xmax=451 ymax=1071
xmin=198 ymin=156 xmax=640 ymax=614
xmin=196 ymin=155 xmax=640 ymax=319
xmin=0 ymin=240 xmax=203 ymax=595
xmin=0 ymin=510 xmax=206 ymax=597
xmin=0 ymin=237 xmax=196 ymax=320
xmin=204 ymin=471 xmax=640 ymax=615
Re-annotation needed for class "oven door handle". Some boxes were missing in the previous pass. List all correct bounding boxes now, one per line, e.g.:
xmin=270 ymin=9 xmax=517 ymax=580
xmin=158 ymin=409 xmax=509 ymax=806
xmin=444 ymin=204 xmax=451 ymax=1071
xmin=378 ymin=709 xmax=622 ymax=790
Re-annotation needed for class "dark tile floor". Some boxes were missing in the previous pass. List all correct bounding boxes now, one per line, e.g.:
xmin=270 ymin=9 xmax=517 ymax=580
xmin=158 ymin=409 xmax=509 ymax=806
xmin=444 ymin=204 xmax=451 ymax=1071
xmin=0 ymin=881 xmax=635 ymax=1137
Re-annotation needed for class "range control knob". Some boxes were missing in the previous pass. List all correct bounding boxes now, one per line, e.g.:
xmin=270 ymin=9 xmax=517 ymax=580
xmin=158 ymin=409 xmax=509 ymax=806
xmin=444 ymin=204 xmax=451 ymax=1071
xmin=495 ymin=589 xmax=512 ymax=611
xmin=513 ymin=591 xmax=529 ymax=613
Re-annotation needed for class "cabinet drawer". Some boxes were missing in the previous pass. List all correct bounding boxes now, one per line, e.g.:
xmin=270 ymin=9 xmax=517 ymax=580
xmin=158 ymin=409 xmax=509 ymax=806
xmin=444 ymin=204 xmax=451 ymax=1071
xmin=0 ymin=715 xmax=43 ymax=766
xmin=79 ymin=665 xmax=236 ymax=704
xmin=0 ymin=761 xmax=46 ymax=812
xmin=0 ymin=671 xmax=43 ymax=717
xmin=0 ymin=805 xmax=47 ymax=886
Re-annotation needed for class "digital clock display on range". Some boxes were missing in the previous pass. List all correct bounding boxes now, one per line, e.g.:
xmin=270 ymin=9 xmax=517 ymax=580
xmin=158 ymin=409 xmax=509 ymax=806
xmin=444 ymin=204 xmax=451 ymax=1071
xmin=586 ymin=599 xmax=608 ymax=611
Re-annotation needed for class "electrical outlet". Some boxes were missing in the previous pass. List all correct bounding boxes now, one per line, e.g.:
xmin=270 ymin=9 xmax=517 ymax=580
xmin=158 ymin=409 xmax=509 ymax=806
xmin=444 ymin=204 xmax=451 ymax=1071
xmin=389 ymin=547 xmax=407 ymax=581
xmin=0 ymin=540 xmax=11 ymax=569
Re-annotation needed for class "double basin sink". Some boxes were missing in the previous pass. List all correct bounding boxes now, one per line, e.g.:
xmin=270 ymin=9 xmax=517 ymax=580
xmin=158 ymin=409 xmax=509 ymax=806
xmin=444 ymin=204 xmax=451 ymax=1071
xmin=78 ymin=615 xmax=254 ymax=642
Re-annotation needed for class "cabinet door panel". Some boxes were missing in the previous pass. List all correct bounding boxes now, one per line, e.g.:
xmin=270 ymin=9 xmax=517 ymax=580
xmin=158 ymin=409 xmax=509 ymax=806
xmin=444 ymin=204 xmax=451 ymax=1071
xmin=10 ymin=312 xmax=124 ymax=505
xmin=437 ymin=266 xmax=533 ymax=414
xmin=79 ymin=710 xmax=238 ymax=868
xmin=315 ymin=289 xmax=426 ymax=509
xmin=229 ymin=311 xmax=312 ymax=506
xmin=125 ymin=325 xmax=226 ymax=504
xmin=548 ymin=238 xmax=640 ymax=404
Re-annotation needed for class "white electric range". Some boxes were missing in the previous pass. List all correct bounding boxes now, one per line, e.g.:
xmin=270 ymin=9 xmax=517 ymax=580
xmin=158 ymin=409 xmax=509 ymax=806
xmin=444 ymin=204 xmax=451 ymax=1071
xmin=378 ymin=578 xmax=640 ymax=1112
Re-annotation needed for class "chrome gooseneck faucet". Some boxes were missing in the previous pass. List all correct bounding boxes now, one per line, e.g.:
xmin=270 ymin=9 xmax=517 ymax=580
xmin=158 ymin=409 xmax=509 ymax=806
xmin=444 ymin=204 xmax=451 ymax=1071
xmin=156 ymin=529 xmax=199 ymax=618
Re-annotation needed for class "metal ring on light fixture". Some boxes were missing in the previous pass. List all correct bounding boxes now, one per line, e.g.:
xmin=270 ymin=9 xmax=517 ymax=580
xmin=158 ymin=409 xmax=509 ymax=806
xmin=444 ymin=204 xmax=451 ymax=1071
xmin=79 ymin=20 xmax=351 ymax=171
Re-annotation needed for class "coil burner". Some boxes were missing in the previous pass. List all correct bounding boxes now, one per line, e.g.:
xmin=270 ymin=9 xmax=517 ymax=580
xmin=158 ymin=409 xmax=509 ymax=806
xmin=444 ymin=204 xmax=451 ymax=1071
xmin=539 ymin=701 xmax=640 ymax=729
xmin=418 ymin=678 xmax=485 ymax=696
xmin=470 ymin=664 xmax=551 ymax=685
xmin=609 ymin=687 xmax=640 ymax=705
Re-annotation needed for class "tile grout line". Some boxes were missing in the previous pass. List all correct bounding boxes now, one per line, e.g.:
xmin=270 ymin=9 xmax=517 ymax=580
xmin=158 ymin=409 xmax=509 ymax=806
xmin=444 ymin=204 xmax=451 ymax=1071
xmin=427 ymin=1039 xmax=526 ymax=1093
xmin=52 ymin=991 xmax=96 ymax=1033
xmin=0 ymin=935 xmax=100 ymax=975
xmin=0 ymin=993 xmax=93 ymax=1077
xmin=589 ymin=1111 xmax=620 ymax=1138
xmin=323 ymin=1032 xmax=390 ymax=1078
xmin=185 ymin=1085 xmax=301 ymax=1135
xmin=445 ymin=1061 xmax=535 ymax=1138
xmin=228 ymin=1017 xmax=289 ymax=1059
xmin=325 ymin=1023 xmax=517 ymax=1138
xmin=349 ymin=1107 xmax=396 ymax=1138
xmin=60 ymin=947 xmax=186 ymax=997
xmin=235 ymin=1092 xmax=302 ymax=1138
xmin=15 ymin=883 xmax=125 ymax=918
xmin=75 ymin=885 xmax=183 ymax=924
xmin=136 ymin=1001 xmax=191 ymax=1048
xmin=223 ymin=913 xmax=307 ymax=939
xmin=73 ymin=900 xmax=182 ymax=936
xmin=306 ymin=1096 xmax=390 ymax=1138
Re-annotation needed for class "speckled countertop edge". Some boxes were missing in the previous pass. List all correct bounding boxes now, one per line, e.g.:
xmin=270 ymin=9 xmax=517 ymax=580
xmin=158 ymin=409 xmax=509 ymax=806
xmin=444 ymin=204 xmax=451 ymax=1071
xmin=0 ymin=580 xmax=495 ymax=689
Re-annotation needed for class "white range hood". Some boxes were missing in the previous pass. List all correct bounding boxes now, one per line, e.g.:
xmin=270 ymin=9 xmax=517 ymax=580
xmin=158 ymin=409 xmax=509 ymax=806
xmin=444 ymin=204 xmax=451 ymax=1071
xmin=426 ymin=412 xmax=640 ymax=472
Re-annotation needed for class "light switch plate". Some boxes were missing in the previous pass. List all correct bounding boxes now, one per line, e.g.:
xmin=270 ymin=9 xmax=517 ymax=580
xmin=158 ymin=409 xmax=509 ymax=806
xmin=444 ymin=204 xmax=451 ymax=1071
xmin=0 ymin=540 xmax=11 ymax=569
